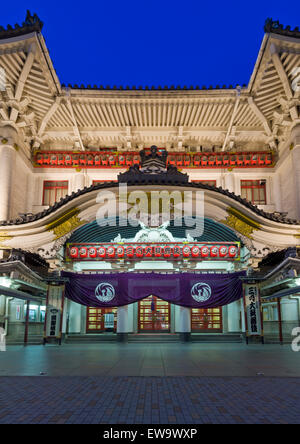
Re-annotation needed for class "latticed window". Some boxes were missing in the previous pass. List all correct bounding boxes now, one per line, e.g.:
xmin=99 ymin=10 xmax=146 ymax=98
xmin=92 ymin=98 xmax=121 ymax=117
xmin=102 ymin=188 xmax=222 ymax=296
xmin=191 ymin=180 xmax=217 ymax=186
xmin=240 ymin=180 xmax=266 ymax=205
xmin=43 ymin=181 xmax=69 ymax=206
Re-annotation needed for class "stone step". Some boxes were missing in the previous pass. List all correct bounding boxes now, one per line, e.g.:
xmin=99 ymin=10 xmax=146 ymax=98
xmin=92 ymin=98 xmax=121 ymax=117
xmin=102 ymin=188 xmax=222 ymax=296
xmin=192 ymin=334 xmax=243 ymax=343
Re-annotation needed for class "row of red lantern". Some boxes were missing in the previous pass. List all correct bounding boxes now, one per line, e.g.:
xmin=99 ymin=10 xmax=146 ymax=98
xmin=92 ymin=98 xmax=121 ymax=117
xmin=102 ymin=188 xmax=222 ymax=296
xmin=68 ymin=245 xmax=239 ymax=260
xmin=35 ymin=151 xmax=273 ymax=168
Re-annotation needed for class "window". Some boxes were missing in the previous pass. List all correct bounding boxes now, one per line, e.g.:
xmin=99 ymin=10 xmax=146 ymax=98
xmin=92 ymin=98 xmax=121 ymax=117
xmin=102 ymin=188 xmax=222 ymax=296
xmin=240 ymin=180 xmax=266 ymax=205
xmin=43 ymin=181 xmax=68 ymax=206
xmin=192 ymin=180 xmax=217 ymax=186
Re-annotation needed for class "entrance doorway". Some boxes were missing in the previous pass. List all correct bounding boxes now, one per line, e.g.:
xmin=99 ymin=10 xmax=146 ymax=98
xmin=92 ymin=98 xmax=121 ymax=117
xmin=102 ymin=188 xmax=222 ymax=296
xmin=86 ymin=307 xmax=117 ymax=333
xmin=138 ymin=296 xmax=170 ymax=332
xmin=191 ymin=308 xmax=222 ymax=332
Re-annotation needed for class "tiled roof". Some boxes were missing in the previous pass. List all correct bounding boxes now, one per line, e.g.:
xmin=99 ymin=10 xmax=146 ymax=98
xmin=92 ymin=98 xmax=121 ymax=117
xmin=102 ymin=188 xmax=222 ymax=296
xmin=264 ymin=18 xmax=300 ymax=38
xmin=0 ymin=10 xmax=43 ymax=40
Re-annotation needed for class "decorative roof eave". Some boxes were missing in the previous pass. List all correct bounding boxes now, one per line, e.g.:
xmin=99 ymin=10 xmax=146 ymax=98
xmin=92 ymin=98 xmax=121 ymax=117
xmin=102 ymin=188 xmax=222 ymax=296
xmin=0 ymin=10 xmax=43 ymax=41
xmin=0 ymin=181 xmax=298 ymax=228
xmin=264 ymin=18 xmax=300 ymax=39
xmin=1 ymin=181 xmax=300 ymax=257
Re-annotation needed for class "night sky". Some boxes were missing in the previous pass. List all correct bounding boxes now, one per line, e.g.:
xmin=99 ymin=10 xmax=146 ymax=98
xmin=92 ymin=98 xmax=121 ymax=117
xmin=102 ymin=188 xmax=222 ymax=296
xmin=1 ymin=0 xmax=300 ymax=88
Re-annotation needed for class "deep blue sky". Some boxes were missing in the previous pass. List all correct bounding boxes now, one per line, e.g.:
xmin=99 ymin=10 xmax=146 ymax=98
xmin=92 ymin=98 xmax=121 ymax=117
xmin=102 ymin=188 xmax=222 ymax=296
xmin=2 ymin=1 xmax=300 ymax=87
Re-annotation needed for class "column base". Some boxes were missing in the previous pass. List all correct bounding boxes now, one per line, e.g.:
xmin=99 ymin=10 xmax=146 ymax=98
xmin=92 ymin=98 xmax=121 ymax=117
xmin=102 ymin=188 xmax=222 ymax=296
xmin=179 ymin=332 xmax=191 ymax=342
xmin=117 ymin=333 xmax=128 ymax=343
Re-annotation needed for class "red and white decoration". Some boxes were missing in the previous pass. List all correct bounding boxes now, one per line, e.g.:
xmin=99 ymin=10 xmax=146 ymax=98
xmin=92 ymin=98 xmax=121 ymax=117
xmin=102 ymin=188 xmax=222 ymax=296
xmin=67 ymin=242 xmax=240 ymax=261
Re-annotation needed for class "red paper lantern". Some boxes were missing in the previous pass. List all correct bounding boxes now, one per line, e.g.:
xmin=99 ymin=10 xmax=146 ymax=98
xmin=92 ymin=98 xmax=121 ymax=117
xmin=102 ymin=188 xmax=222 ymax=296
xmin=182 ymin=246 xmax=191 ymax=257
xmin=228 ymin=246 xmax=238 ymax=257
xmin=163 ymin=246 xmax=172 ymax=258
xmin=80 ymin=155 xmax=87 ymax=166
xmin=69 ymin=247 xmax=79 ymax=258
xmin=201 ymin=156 xmax=208 ymax=166
xmin=87 ymin=155 xmax=94 ymax=166
xmin=109 ymin=155 xmax=116 ymax=166
xmin=135 ymin=246 xmax=144 ymax=258
xmin=107 ymin=246 xmax=116 ymax=258
xmin=58 ymin=154 xmax=65 ymax=165
xmin=65 ymin=155 xmax=72 ymax=166
xmin=208 ymin=156 xmax=215 ymax=166
xmin=98 ymin=247 xmax=106 ymax=258
xmin=191 ymin=246 xmax=200 ymax=257
xmin=119 ymin=155 xmax=126 ymax=166
xmin=101 ymin=155 xmax=109 ymax=166
xmin=88 ymin=247 xmax=97 ymax=258
xmin=144 ymin=246 xmax=153 ymax=257
xmin=201 ymin=246 xmax=209 ymax=257
xmin=154 ymin=246 xmax=163 ymax=257
xmin=126 ymin=246 xmax=135 ymax=258
xmin=193 ymin=155 xmax=200 ymax=166
xmin=50 ymin=154 xmax=57 ymax=165
xmin=184 ymin=155 xmax=191 ymax=166
xmin=172 ymin=246 xmax=181 ymax=258
xmin=116 ymin=246 xmax=125 ymax=258
xmin=219 ymin=246 xmax=228 ymax=257
xmin=210 ymin=246 xmax=219 ymax=257
xmin=37 ymin=154 xmax=44 ymax=165
xmin=94 ymin=155 xmax=101 ymax=166
xmin=79 ymin=247 xmax=88 ymax=258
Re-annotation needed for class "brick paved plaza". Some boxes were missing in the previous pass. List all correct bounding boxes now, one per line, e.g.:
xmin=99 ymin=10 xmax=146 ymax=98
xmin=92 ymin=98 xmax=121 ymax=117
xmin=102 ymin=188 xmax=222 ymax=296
xmin=0 ymin=343 xmax=300 ymax=424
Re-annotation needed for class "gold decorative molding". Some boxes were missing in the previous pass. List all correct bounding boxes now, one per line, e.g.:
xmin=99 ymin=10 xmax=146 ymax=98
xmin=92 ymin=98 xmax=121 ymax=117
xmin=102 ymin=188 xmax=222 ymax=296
xmin=0 ymin=231 xmax=13 ymax=248
xmin=220 ymin=207 xmax=261 ymax=239
xmin=46 ymin=208 xmax=87 ymax=240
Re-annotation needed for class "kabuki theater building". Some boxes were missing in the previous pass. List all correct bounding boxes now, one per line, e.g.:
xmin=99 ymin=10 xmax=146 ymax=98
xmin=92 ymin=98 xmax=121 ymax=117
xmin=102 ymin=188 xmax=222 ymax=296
xmin=1 ymin=12 xmax=300 ymax=346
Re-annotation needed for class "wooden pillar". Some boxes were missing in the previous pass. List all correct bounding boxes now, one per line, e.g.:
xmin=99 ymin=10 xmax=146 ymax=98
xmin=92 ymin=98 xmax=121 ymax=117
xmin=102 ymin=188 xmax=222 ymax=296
xmin=277 ymin=298 xmax=283 ymax=345
xmin=24 ymin=300 xmax=30 ymax=346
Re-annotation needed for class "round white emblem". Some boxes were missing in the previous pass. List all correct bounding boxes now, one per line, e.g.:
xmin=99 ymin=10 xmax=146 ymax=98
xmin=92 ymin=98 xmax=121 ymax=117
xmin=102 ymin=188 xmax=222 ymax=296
xmin=191 ymin=282 xmax=212 ymax=303
xmin=95 ymin=283 xmax=115 ymax=302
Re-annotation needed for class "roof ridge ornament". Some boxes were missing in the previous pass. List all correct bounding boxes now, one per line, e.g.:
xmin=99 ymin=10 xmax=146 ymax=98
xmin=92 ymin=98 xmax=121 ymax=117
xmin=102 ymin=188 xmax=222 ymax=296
xmin=0 ymin=10 xmax=43 ymax=40
xmin=264 ymin=18 xmax=300 ymax=38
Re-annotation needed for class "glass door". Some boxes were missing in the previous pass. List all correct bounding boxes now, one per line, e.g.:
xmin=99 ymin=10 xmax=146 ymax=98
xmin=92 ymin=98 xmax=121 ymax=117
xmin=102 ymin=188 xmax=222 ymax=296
xmin=86 ymin=307 xmax=117 ymax=333
xmin=191 ymin=308 xmax=222 ymax=332
xmin=138 ymin=296 xmax=170 ymax=332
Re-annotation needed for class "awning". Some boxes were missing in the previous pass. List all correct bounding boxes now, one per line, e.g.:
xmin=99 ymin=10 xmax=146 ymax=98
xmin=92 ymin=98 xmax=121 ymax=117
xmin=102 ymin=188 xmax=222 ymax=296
xmin=262 ymin=285 xmax=300 ymax=300
xmin=0 ymin=285 xmax=45 ymax=303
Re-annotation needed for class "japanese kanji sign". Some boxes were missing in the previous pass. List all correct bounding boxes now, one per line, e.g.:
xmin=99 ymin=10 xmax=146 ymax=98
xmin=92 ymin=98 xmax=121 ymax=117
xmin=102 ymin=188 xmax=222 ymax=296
xmin=244 ymin=284 xmax=261 ymax=336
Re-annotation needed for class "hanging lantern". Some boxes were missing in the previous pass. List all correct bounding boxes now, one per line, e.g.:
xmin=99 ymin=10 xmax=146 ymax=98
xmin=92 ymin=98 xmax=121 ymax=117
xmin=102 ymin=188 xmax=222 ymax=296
xmin=87 ymin=155 xmax=94 ymax=166
xmin=116 ymin=246 xmax=125 ymax=258
xmin=126 ymin=246 xmax=135 ymax=258
xmin=58 ymin=154 xmax=65 ymax=166
xmin=219 ymin=246 xmax=228 ymax=257
xmin=133 ymin=154 xmax=140 ymax=165
xmin=163 ymin=246 xmax=172 ymax=258
xmin=65 ymin=154 xmax=72 ymax=166
xmin=109 ymin=155 xmax=116 ymax=166
xmin=69 ymin=247 xmax=79 ymax=259
xmin=94 ymin=155 xmax=101 ymax=166
xmin=80 ymin=155 xmax=87 ymax=166
xmin=210 ymin=246 xmax=219 ymax=257
xmin=98 ymin=247 xmax=106 ymax=258
xmin=193 ymin=155 xmax=200 ymax=166
xmin=72 ymin=155 xmax=79 ymax=166
xmin=201 ymin=246 xmax=209 ymax=257
xmin=79 ymin=247 xmax=88 ymax=258
xmin=144 ymin=246 xmax=153 ymax=257
xmin=88 ymin=247 xmax=97 ymax=258
xmin=50 ymin=155 xmax=58 ymax=165
xmin=119 ymin=155 xmax=126 ymax=166
xmin=228 ymin=246 xmax=238 ymax=257
xmin=182 ymin=246 xmax=191 ymax=257
xmin=135 ymin=246 xmax=144 ymax=258
xmin=154 ymin=246 xmax=163 ymax=257
xmin=172 ymin=246 xmax=181 ymax=258
xmin=184 ymin=155 xmax=191 ymax=166
xmin=107 ymin=246 xmax=116 ymax=258
xmin=208 ymin=155 xmax=215 ymax=166
xmin=191 ymin=246 xmax=200 ymax=258
xmin=216 ymin=155 xmax=223 ymax=166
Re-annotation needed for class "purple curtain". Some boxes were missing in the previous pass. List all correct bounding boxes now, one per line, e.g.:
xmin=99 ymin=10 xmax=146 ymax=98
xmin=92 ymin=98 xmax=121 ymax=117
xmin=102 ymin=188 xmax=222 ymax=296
xmin=62 ymin=271 xmax=245 ymax=309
